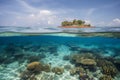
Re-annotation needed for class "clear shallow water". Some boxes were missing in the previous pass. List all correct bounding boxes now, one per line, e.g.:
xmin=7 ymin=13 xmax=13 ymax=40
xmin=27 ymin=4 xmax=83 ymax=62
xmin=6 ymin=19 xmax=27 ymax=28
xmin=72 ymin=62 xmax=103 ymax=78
xmin=0 ymin=33 xmax=120 ymax=80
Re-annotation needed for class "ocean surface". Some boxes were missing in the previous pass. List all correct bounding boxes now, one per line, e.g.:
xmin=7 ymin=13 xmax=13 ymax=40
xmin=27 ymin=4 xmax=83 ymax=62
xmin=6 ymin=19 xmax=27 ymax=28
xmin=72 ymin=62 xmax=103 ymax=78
xmin=0 ymin=26 xmax=120 ymax=33
xmin=0 ymin=26 xmax=120 ymax=80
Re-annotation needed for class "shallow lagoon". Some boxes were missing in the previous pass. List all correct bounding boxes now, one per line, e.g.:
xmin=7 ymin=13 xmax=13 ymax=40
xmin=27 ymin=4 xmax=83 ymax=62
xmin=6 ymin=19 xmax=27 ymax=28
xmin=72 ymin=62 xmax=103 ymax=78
xmin=0 ymin=32 xmax=120 ymax=80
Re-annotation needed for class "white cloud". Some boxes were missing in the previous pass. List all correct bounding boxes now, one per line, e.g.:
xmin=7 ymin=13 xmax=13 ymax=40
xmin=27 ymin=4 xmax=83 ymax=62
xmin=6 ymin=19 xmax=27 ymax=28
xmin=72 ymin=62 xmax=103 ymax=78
xmin=95 ymin=18 xmax=120 ymax=27
xmin=29 ymin=14 xmax=35 ymax=17
xmin=15 ymin=9 xmax=61 ymax=27
xmin=84 ymin=20 xmax=91 ymax=24
xmin=5 ymin=0 xmax=61 ymax=27
xmin=107 ymin=18 xmax=120 ymax=27
xmin=40 ymin=10 xmax=52 ymax=15
xmin=113 ymin=18 xmax=120 ymax=23
xmin=48 ymin=20 xmax=53 ymax=25
xmin=0 ymin=0 xmax=80 ymax=27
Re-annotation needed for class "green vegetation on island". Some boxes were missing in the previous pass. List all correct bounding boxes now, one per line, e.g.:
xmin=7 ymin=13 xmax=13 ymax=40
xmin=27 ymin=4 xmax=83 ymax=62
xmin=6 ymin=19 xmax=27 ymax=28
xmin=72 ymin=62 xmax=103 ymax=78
xmin=61 ymin=19 xmax=91 ymax=27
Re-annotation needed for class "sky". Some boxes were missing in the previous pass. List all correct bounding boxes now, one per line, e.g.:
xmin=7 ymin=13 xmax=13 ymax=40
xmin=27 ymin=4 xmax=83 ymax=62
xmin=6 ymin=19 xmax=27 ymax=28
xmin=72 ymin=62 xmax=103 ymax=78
xmin=0 ymin=0 xmax=120 ymax=27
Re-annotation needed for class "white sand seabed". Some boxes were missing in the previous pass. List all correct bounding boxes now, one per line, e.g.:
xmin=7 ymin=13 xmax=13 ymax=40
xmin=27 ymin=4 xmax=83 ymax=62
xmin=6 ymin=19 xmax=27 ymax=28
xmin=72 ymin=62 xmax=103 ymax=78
xmin=42 ymin=45 xmax=73 ymax=67
xmin=0 ymin=60 xmax=27 ymax=80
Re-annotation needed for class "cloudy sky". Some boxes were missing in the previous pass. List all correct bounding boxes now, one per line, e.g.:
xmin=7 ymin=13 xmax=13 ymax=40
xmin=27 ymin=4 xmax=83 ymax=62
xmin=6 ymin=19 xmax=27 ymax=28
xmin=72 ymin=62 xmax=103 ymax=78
xmin=0 ymin=0 xmax=120 ymax=27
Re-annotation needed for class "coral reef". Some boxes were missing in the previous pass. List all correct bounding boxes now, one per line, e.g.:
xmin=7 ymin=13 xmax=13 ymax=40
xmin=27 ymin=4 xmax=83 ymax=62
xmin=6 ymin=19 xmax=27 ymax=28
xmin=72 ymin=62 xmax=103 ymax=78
xmin=69 ymin=66 xmax=94 ymax=80
xmin=70 ymin=53 xmax=95 ymax=62
xmin=70 ymin=53 xmax=97 ymax=71
xmin=20 ymin=70 xmax=36 ymax=80
xmin=52 ymin=67 xmax=64 ymax=75
xmin=70 ymin=68 xmax=77 ymax=75
xmin=42 ymin=64 xmax=51 ymax=72
xmin=27 ymin=62 xmax=43 ymax=73
xmin=20 ymin=61 xmax=51 ymax=80
xmin=113 ymin=58 xmax=120 ymax=71
xmin=79 ymin=73 xmax=89 ymax=80
xmin=70 ymin=66 xmax=85 ymax=75
xmin=64 ymin=65 xmax=72 ymax=70
xmin=97 ymin=59 xmax=118 ymax=77
xmin=35 ymin=72 xmax=55 ymax=80
xmin=99 ymin=75 xmax=113 ymax=80
xmin=76 ymin=58 xmax=96 ymax=66
xmin=76 ymin=67 xmax=85 ymax=73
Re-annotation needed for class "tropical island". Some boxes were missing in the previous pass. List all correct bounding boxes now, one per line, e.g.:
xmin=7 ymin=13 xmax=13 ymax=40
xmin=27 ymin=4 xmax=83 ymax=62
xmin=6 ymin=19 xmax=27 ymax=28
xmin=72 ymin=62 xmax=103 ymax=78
xmin=60 ymin=19 xmax=93 ymax=28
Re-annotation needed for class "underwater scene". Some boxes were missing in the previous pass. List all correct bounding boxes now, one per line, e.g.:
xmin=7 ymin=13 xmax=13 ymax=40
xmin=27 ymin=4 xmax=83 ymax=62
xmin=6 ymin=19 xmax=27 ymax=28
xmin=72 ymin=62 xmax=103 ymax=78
xmin=0 ymin=32 xmax=120 ymax=80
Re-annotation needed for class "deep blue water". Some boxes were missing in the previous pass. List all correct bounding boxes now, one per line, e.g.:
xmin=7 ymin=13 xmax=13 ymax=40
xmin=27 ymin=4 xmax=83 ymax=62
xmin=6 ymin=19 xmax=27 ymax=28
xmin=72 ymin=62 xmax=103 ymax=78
xmin=0 ymin=35 xmax=120 ymax=57
xmin=0 ymin=35 xmax=120 ymax=47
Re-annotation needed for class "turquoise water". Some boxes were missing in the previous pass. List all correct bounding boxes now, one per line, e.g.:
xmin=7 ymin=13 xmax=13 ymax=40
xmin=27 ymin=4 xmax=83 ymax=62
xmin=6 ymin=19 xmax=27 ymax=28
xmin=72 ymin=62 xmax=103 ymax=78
xmin=0 ymin=33 xmax=120 ymax=80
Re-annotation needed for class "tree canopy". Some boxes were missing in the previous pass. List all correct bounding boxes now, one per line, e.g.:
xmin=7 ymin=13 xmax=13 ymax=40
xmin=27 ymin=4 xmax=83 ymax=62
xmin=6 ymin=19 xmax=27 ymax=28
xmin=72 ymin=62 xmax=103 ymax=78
xmin=61 ymin=19 xmax=91 ymax=27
